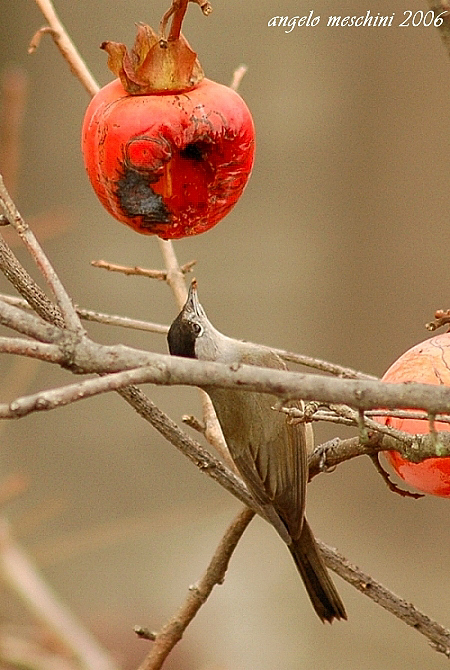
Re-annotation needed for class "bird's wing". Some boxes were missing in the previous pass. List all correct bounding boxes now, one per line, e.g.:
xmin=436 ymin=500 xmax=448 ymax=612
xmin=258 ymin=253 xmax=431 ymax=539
xmin=208 ymin=348 xmax=308 ymax=542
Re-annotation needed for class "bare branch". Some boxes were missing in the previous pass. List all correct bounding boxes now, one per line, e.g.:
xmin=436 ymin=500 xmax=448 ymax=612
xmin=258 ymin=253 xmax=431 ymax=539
xmin=274 ymin=347 xmax=377 ymax=380
xmin=157 ymin=239 xmax=189 ymax=309
xmin=30 ymin=1 xmax=99 ymax=97
xmin=76 ymin=307 xmax=168 ymax=334
xmin=79 ymin=350 xmax=450 ymax=419
xmin=0 ymin=298 xmax=62 ymax=342
xmin=3 ymin=307 xmax=450 ymax=464
xmin=0 ymin=292 xmax=169 ymax=335
xmin=0 ymin=335 xmax=61 ymax=363
xmin=137 ymin=507 xmax=254 ymax=670
xmin=91 ymin=258 xmax=196 ymax=280
xmin=0 ymin=235 xmax=65 ymax=327
xmin=0 ymin=177 xmax=83 ymax=333
xmin=320 ymin=540 xmax=450 ymax=658
xmin=0 ymin=366 xmax=168 ymax=419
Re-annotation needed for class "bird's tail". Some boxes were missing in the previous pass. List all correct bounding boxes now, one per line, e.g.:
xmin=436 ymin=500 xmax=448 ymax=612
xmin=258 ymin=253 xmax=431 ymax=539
xmin=289 ymin=518 xmax=347 ymax=623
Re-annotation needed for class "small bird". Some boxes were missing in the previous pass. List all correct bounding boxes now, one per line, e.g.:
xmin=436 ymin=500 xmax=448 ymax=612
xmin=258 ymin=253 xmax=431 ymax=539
xmin=167 ymin=280 xmax=346 ymax=623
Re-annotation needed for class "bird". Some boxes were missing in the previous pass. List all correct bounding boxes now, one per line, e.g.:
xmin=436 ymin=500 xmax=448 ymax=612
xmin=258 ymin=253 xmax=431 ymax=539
xmin=167 ymin=280 xmax=346 ymax=623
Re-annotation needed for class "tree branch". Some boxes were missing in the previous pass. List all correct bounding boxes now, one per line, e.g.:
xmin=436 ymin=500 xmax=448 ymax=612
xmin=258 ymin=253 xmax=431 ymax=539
xmin=0 ymin=235 xmax=65 ymax=327
xmin=320 ymin=539 xmax=450 ymax=657
xmin=3 ymin=308 xmax=450 ymax=463
xmin=0 ymin=291 xmax=169 ymax=335
xmin=0 ymin=177 xmax=83 ymax=333
xmin=136 ymin=506 xmax=255 ymax=670
xmin=30 ymin=0 xmax=99 ymax=97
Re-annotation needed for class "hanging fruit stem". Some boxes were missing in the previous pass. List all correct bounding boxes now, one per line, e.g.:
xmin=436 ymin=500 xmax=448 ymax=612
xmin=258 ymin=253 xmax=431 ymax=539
xmin=160 ymin=0 xmax=189 ymax=41
xmin=161 ymin=0 xmax=213 ymax=41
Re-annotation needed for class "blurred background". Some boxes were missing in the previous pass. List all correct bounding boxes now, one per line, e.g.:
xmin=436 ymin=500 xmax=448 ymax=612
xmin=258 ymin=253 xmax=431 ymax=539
xmin=1 ymin=1 xmax=450 ymax=668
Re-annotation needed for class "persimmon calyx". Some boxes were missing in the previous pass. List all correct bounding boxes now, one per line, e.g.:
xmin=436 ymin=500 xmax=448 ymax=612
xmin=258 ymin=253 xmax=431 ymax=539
xmin=101 ymin=25 xmax=203 ymax=94
xmin=101 ymin=0 xmax=212 ymax=94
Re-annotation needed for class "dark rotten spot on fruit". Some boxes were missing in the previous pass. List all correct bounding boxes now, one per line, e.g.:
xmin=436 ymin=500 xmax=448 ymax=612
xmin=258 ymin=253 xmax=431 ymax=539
xmin=116 ymin=167 xmax=171 ymax=228
xmin=180 ymin=142 xmax=205 ymax=162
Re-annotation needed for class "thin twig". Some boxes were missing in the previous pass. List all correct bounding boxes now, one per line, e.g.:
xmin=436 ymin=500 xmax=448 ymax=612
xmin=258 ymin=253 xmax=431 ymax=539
xmin=273 ymin=347 xmax=377 ymax=379
xmin=320 ymin=540 xmax=450 ymax=658
xmin=91 ymin=259 xmax=168 ymax=280
xmin=182 ymin=413 xmax=205 ymax=432
xmin=157 ymin=239 xmax=189 ymax=309
xmin=157 ymin=237 xmax=233 ymax=464
xmin=76 ymin=307 xmax=168 ymax=334
xmin=30 ymin=0 xmax=99 ymax=97
xmin=0 ymin=177 xmax=83 ymax=333
xmin=0 ymin=292 xmax=169 ymax=335
xmin=426 ymin=308 xmax=450 ymax=332
xmin=137 ymin=507 xmax=254 ymax=670
xmin=283 ymin=403 xmax=421 ymax=448
xmin=91 ymin=258 xmax=197 ymax=280
xmin=369 ymin=453 xmax=424 ymax=499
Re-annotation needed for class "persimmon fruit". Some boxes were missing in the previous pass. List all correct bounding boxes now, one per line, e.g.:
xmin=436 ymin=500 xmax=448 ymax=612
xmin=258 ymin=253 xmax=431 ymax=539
xmin=378 ymin=333 xmax=450 ymax=497
xmin=81 ymin=2 xmax=255 ymax=240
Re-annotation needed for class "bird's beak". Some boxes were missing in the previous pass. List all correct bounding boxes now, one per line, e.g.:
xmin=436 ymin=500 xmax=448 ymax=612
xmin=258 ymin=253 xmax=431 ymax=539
xmin=186 ymin=278 xmax=200 ymax=312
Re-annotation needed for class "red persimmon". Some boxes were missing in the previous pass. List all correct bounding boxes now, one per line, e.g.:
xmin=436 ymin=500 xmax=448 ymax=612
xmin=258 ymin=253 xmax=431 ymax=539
xmin=82 ymin=77 xmax=255 ymax=239
xmin=378 ymin=333 xmax=450 ymax=497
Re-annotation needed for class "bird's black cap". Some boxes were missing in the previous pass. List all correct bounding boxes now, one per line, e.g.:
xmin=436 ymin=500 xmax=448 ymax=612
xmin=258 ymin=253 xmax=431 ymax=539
xmin=167 ymin=310 xmax=197 ymax=359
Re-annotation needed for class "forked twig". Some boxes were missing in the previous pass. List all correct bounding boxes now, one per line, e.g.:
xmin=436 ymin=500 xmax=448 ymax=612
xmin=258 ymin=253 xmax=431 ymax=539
xmin=30 ymin=0 xmax=99 ymax=96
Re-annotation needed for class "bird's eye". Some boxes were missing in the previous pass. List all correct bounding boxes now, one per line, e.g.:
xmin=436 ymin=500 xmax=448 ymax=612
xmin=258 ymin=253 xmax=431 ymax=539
xmin=192 ymin=322 xmax=202 ymax=335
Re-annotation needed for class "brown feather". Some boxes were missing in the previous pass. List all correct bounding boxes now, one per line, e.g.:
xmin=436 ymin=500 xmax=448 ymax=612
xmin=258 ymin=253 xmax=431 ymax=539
xmin=205 ymin=344 xmax=346 ymax=622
